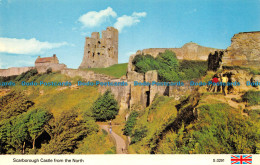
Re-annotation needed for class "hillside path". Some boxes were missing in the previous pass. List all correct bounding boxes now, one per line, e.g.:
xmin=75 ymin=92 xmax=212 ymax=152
xmin=99 ymin=125 xmax=127 ymax=154
xmin=224 ymin=94 xmax=249 ymax=116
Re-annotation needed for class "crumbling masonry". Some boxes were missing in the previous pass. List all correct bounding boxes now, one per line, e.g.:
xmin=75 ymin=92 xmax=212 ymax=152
xmin=79 ymin=27 xmax=118 ymax=69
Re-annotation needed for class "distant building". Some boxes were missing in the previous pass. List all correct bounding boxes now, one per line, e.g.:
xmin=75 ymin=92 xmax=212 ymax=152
xmin=35 ymin=54 xmax=59 ymax=65
xmin=35 ymin=54 xmax=67 ymax=73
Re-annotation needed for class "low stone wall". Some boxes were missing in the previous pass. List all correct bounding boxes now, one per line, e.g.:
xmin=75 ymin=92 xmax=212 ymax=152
xmin=0 ymin=67 xmax=34 ymax=77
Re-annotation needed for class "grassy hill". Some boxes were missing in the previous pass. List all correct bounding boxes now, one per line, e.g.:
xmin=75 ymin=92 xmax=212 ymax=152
xmin=126 ymin=91 xmax=260 ymax=154
xmin=0 ymin=64 xmax=259 ymax=154
xmin=82 ymin=63 xmax=128 ymax=78
xmin=0 ymin=70 xmax=115 ymax=154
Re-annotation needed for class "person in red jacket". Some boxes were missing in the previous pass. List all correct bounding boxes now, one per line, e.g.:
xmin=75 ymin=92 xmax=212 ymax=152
xmin=212 ymin=74 xmax=219 ymax=92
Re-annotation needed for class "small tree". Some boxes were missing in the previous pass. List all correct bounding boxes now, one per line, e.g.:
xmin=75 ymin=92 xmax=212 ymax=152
xmin=91 ymin=90 xmax=119 ymax=121
xmin=27 ymin=109 xmax=52 ymax=149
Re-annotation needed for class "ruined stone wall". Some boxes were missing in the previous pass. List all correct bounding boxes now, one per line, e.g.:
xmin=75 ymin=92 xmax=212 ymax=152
xmin=128 ymin=42 xmax=220 ymax=72
xmin=222 ymin=31 xmax=260 ymax=68
xmin=138 ymin=43 xmax=218 ymax=61
xmin=0 ymin=67 xmax=34 ymax=77
xmin=61 ymin=69 xmax=196 ymax=112
xmin=127 ymin=70 xmax=195 ymax=110
xmin=79 ymin=27 xmax=118 ymax=69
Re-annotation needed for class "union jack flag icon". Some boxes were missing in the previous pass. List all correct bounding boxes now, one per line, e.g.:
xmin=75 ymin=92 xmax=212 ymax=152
xmin=231 ymin=155 xmax=252 ymax=164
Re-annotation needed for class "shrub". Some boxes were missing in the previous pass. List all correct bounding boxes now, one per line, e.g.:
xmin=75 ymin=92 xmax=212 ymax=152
xmin=131 ymin=125 xmax=148 ymax=144
xmin=15 ymin=69 xmax=38 ymax=82
xmin=179 ymin=60 xmax=208 ymax=80
xmin=132 ymin=54 xmax=159 ymax=73
xmin=156 ymin=50 xmax=179 ymax=71
xmin=91 ymin=90 xmax=119 ymax=121
xmin=123 ymin=111 xmax=139 ymax=136
xmin=132 ymin=50 xmax=207 ymax=81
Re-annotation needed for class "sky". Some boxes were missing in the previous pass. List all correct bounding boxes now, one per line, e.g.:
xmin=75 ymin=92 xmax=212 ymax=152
xmin=0 ymin=0 xmax=259 ymax=69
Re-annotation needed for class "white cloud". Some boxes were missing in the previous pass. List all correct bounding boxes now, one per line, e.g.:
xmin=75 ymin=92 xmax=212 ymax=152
xmin=0 ymin=37 xmax=68 ymax=55
xmin=78 ymin=7 xmax=117 ymax=28
xmin=132 ymin=12 xmax=147 ymax=17
xmin=114 ymin=12 xmax=147 ymax=32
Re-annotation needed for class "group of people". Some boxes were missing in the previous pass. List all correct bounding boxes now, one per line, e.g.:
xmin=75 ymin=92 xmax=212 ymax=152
xmin=208 ymin=73 xmax=233 ymax=96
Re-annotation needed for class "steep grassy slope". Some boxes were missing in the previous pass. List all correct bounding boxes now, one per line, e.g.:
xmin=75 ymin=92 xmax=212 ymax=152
xmin=0 ymin=71 xmax=115 ymax=154
xmin=127 ymin=91 xmax=260 ymax=154
xmin=127 ymin=95 xmax=180 ymax=153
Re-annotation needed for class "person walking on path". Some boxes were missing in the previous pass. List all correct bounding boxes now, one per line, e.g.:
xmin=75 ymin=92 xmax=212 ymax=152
xmin=109 ymin=125 xmax=112 ymax=134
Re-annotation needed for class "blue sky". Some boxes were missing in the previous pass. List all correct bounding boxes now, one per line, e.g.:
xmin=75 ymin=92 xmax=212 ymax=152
xmin=0 ymin=0 xmax=259 ymax=69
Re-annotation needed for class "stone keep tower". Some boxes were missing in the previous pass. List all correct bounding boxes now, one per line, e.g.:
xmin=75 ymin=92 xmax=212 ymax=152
xmin=79 ymin=27 xmax=118 ymax=69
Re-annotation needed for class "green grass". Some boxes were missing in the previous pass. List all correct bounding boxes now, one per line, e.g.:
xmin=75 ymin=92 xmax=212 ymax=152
xmin=128 ymin=96 xmax=179 ymax=153
xmin=128 ymin=92 xmax=260 ymax=154
xmin=242 ymin=90 xmax=260 ymax=106
xmin=75 ymin=130 xmax=115 ymax=154
xmin=82 ymin=63 xmax=128 ymax=78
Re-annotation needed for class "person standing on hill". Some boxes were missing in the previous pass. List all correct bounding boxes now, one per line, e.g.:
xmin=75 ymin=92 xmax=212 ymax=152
xmin=217 ymin=74 xmax=222 ymax=92
xmin=212 ymin=75 xmax=219 ymax=92
xmin=221 ymin=74 xmax=228 ymax=96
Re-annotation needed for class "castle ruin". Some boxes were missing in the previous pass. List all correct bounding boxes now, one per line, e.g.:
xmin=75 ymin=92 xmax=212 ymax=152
xmin=79 ymin=27 xmax=118 ymax=69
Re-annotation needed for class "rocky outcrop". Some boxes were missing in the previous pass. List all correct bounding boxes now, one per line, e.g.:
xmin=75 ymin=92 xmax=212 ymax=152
xmin=222 ymin=31 xmax=260 ymax=68
xmin=208 ymin=51 xmax=224 ymax=71
xmin=0 ymin=67 xmax=34 ymax=77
